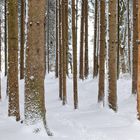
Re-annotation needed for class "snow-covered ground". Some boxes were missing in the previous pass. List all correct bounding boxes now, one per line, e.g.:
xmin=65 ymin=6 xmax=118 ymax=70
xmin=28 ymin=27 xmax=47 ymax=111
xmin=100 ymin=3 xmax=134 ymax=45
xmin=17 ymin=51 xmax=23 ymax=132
xmin=0 ymin=73 xmax=140 ymax=140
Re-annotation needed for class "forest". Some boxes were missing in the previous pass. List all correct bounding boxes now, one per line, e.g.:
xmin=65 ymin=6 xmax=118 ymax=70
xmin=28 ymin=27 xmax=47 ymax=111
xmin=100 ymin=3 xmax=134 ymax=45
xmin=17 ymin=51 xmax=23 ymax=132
xmin=0 ymin=0 xmax=140 ymax=140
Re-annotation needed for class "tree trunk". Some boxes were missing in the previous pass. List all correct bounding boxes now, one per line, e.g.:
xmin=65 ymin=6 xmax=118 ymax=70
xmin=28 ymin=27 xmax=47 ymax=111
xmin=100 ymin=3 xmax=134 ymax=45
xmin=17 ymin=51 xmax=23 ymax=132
xmin=5 ymin=0 xmax=7 ymax=77
xmin=93 ymin=0 xmax=98 ymax=78
xmin=25 ymin=0 xmax=47 ymax=127
xmin=59 ymin=0 xmax=63 ymax=100
xmin=7 ymin=0 xmax=20 ymax=121
xmin=98 ymin=0 xmax=105 ymax=105
xmin=137 ymin=0 xmax=140 ymax=120
xmin=117 ymin=0 xmax=120 ymax=79
xmin=84 ymin=0 xmax=89 ymax=78
xmin=127 ymin=0 xmax=131 ymax=74
xmin=72 ymin=0 xmax=78 ymax=109
xmin=108 ymin=0 xmax=117 ymax=111
xmin=132 ymin=0 xmax=138 ymax=95
xmin=55 ymin=0 xmax=59 ymax=78
xmin=0 ymin=18 xmax=1 ymax=100
xmin=62 ymin=0 xmax=67 ymax=105
xmin=79 ymin=0 xmax=84 ymax=80
xmin=20 ymin=0 xmax=25 ymax=80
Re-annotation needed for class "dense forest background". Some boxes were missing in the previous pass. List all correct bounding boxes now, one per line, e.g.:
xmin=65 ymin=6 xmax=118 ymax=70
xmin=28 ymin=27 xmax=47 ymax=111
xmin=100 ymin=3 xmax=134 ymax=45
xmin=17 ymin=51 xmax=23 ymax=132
xmin=0 ymin=0 xmax=140 ymax=140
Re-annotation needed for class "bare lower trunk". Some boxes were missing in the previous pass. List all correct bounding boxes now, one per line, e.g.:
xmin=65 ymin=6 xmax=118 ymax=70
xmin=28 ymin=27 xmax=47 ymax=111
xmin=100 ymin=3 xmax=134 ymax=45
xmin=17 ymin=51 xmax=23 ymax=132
xmin=8 ymin=0 xmax=20 ymax=121
xmin=108 ymin=0 xmax=117 ymax=111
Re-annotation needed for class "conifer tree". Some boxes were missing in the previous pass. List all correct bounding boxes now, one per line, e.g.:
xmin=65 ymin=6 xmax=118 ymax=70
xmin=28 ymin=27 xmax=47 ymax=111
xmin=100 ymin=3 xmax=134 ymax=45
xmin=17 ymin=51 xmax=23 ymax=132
xmin=132 ymin=0 xmax=138 ymax=95
xmin=7 ymin=0 xmax=20 ymax=121
xmin=25 ymin=0 xmax=49 ymax=133
xmin=98 ymin=0 xmax=105 ymax=104
xmin=108 ymin=0 xmax=117 ymax=111
xmin=72 ymin=0 xmax=78 ymax=109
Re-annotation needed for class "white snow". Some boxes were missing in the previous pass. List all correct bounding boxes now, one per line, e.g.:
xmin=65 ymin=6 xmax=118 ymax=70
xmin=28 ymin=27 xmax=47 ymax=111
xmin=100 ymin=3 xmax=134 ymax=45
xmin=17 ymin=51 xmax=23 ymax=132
xmin=0 ymin=73 xmax=140 ymax=140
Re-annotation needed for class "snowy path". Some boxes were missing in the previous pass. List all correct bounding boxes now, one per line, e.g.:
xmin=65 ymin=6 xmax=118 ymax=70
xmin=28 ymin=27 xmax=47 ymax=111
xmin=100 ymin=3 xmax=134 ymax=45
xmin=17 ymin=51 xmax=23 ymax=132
xmin=0 ymin=74 xmax=140 ymax=140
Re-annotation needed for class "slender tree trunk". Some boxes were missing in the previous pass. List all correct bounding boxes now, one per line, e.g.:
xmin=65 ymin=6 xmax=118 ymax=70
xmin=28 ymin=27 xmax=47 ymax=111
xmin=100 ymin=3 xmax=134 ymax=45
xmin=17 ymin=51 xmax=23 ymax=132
xmin=98 ymin=0 xmax=105 ymax=105
xmin=55 ymin=0 xmax=59 ymax=78
xmin=76 ymin=0 xmax=78 ymax=49
xmin=0 ymin=18 xmax=1 ymax=100
xmin=65 ymin=1 xmax=69 ymax=76
xmin=84 ymin=0 xmax=89 ymax=78
xmin=62 ymin=0 xmax=67 ymax=105
xmin=47 ymin=0 xmax=50 ymax=73
xmin=59 ymin=0 xmax=63 ymax=100
xmin=79 ymin=0 xmax=84 ymax=80
xmin=137 ymin=0 xmax=140 ymax=120
xmin=117 ymin=0 xmax=120 ymax=79
xmin=108 ymin=0 xmax=117 ymax=111
xmin=93 ymin=0 xmax=98 ymax=78
xmin=120 ymin=46 xmax=126 ymax=73
xmin=127 ymin=0 xmax=131 ymax=74
xmin=132 ymin=0 xmax=138 ymax=95
xmin=20 ymin=0 xmax=25 ymax=80
xmin=5 ymin=0 xmax=7 ymax=77
xmin=7 ymin=0 xmax=20 ymax=121
xmin=72 ymin=0 xmax=78 ymax=109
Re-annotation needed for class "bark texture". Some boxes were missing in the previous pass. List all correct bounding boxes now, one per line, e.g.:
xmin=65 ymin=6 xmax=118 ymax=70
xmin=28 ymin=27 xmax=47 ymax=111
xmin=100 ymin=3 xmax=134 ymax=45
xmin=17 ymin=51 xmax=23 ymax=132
xmin=108 ymin=0 xmax=117 ymax=111
xmin=25 ymin=0 xmax=47 ymax=125
xmin=98 ymin=0 xmax=105 ymax=104
xmin=7 ymin=0 xmax=20 ymax=121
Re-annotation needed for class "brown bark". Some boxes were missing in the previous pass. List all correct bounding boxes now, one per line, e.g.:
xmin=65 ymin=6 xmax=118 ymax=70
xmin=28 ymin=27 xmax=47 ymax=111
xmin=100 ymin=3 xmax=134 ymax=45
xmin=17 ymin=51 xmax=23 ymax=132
xmin=137 ymin=0 xmax=140 ymax=120
xmin=79 ymin=0 xmax=84 ymax=80
xmin=55 ymin=0 xmax=59 ymax=78
xmin=25 ymin=0 xmax=47 ymax=126
xmin=108 ymin=0 xmax=117 ymax=111
xmin=7 ymin=0 xmax=20 ymax=121
xmin=93 ymin=0 xmax=98 ymax=78
xmin=0 ymin=19 xmax=1 ymax=100
xmin=5 ymin=0 xmax=7 ymax=77
xmin=117 ymin=0 xmax=120 ymax=79
xmin=84 ymin=0 xmax=89 ymax=78
xmin=62 ymin=0 xmax=67 ymax=105
xmin=132 ymin=0 xmax=138 ymax=95
xmin=127 ymin=0 xmax=131 ymax=74
xmin=20 ymin=0 xmax=25 ymax=80
xmin=98 ymin=0 xmax=105 ymax=104
xmin=120 ymin=46 xmax=126 ymax=73
xmin=72 ymin=0 xmax=78 ymax=109
xmin=59 ymin=0 xmax=63 ymax=100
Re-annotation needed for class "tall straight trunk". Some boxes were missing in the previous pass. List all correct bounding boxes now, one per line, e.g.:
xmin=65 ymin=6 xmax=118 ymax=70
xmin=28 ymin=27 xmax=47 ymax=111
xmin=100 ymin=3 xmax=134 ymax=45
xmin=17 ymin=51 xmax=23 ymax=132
xmin=5 ymin=0 xmax=7 ymax=76
xmin=137 ymin=0 xmax=140 ymax=120
xmin=120 ymin=42 xmax=126 ymax=73
xmin=65 ymin=1 xmax=69 ymax=76
xmin=0 ymin=19 xmax=1 ymax=100
xmin=62 ymin=0 xmax=67 ymax=105
xmin=98 ymin=0 xmax=105 ymax=105
xmin=76 ymin=0 xmax=78 ymax=49
xmin=47 ymin=0 xmax=50 ymax=73
xmin=25 ymin=0 xmax=48 ymax=129
xmin=117 ymin=0 xmax=120 ymax=79
xmin=59 ymin=0 xmax=63 ymax=100
xmin=127 ymin=0 xmax=131 ymax=74
xmin=93 ymin=0 xmax=98 ymax=78
xmin=44 ymin=4 xmax=47 ymax=77
xmin=132 ymin=0 xmax=138 ymax=95
xmin=7 ymin=0 xmax=20 ymax=121
xmin=84 ymin=0 xmax=89 ymax=78
xmin=108 ymin=0 xmax=117 ymax=111
xmin=79 ymin=0 xmax=84 ymax=80
xmin=72 ymin=0 xmax=78 ymax=109
xmin=20 ymin=0 xmax=25 ymax=79
xmin=55 ymin=0 xmax=59 ymax=78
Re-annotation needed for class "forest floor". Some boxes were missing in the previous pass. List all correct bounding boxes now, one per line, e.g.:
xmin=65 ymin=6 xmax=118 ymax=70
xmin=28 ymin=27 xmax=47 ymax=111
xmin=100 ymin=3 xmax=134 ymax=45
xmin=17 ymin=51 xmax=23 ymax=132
xmin=0 ymin=73 xmax=140 ymax=140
